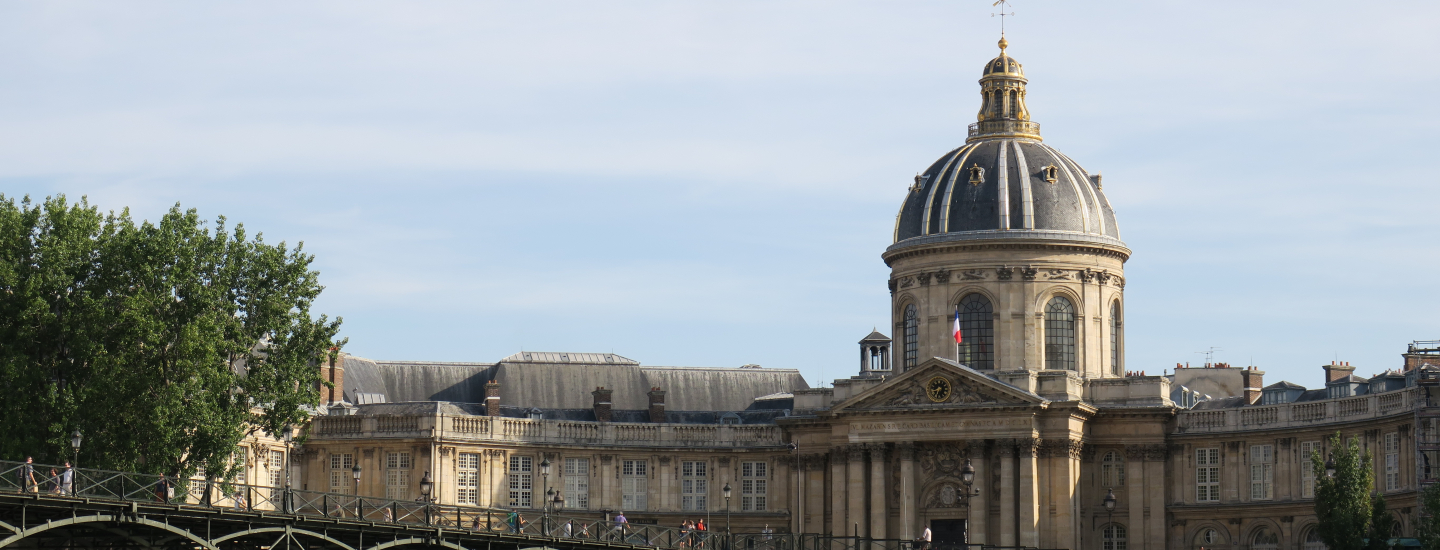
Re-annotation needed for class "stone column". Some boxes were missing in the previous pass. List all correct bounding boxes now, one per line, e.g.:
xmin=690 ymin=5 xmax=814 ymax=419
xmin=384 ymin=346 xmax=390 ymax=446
xmin=870 ymin=445 xmax=888 ymax=540
xmin=1053 ymin=440 xmax=1079 ymax=550
xmin=831 ymin=448 xmax=847 ymax=536
xmin=807 ymin=456 xmax=826 ymax=533
xmin=1146 ymin=449 xmax=1166 ymax=550
xmin=998 ymin=440 xmax=1016 ymax=547
xmin=899 ymin=443 xmax=917 ymax=541
xmin=1126 ymin=446 xmax=1146 ymax=549
xmin=847 ymin=445 xmax=867 ymax=537
xmin=1018 ymin=439 xmax=1039 ymax=548
xmin=969 ymin=442 xmax=988 ymax=545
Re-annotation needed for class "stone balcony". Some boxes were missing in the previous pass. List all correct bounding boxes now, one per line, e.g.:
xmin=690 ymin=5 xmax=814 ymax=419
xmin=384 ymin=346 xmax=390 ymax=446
xmin=1175 ymin=388 xmax=1414 ymax=434
xmin=311 ymin=414 xmax=787 ymax=449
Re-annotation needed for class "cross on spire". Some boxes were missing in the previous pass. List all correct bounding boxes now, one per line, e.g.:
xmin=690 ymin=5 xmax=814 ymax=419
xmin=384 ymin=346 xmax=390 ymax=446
xmin=992 ymin=0 xmax=1014 ymax=38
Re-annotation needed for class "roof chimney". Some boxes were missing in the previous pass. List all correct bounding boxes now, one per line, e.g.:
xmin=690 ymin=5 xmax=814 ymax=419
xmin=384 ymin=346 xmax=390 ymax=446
xmin=592 ymin=386 xmax=613 ymax=423
xmin=1325 ymin=362 xmax=1355 ymax=383
xmin=648 ymin=387 xmax=666 ymax=423
xmin=1242 ymin=368 xmax=1265 ymax=404
xmin=485 ymin=380 xmax=501 ymax=416
xmin=320 ymin=350 xmax=345 ymax=405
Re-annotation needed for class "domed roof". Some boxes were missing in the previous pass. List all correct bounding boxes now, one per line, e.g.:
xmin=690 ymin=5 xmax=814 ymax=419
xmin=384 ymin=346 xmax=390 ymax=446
xmin=888 ymin=39 xmax=1125 ymax=254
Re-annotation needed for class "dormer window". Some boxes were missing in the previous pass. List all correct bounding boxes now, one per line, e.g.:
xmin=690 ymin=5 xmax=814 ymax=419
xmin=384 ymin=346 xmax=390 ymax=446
xmin=1261 ymin=391 xmax=1285 ymax=405
xmin=968 ymin=165 xmax=986 ymax=186
xmin=1328 ymin=385 xmax=1351 ymax=399
xmin=527 ymin=408 xmax=543 ymax=420
xmin=1043 ymin=165 xmax=1059 ymax=183
xmin=721 ymin=413 xmax=741 ymax=425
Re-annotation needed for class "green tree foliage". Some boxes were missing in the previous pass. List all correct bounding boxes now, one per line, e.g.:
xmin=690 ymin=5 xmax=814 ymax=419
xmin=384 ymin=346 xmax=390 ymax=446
xmin=1419 ymin=482 xmax=1440 ymax=550
xmin=0 ymin=194 xmax=343 ymax=479
xmin=1311 ymin=432 xmax=1396 ymax=550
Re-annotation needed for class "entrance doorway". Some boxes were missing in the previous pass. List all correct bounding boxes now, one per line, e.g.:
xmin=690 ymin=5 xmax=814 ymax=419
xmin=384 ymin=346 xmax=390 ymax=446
xmin=930 ymin=519 xmax=967 ymax=549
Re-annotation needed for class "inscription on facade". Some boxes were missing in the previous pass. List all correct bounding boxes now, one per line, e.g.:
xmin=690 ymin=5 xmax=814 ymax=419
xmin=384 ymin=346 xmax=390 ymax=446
xmin=853 ymin=418 xmax=1029 ymax=432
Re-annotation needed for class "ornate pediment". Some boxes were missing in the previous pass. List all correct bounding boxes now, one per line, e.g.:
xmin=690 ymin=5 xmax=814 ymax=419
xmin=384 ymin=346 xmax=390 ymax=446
xmin=833 ymin=358 xmax=1044 ymax=412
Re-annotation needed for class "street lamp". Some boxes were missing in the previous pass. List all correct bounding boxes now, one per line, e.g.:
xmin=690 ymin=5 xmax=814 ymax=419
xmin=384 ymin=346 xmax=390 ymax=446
xmin=1103 ymin=487 xmax=1117 ymax=549
xmin=723 ymin=482 xmax=732 ymax=538
xmin=69 ymin=430 xmax=82 ymax=496
xmin=1325 ymin=454 xmax=1337 ymax=479
xmin=281 ymin=426 xmax=294 ymax=513
xmin=352 ymin=464 xmax=363 ymax=518
xmin=420 ymin=471 xmax=434 ymax=525
xmin=540 ymin=457 xmax=551 ymax=534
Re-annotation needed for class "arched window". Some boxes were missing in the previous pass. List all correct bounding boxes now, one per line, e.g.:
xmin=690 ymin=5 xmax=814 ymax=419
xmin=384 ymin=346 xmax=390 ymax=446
xmin=957 ymin=293 xmax=995 ymax=369
xmin=1110 ymin=301 xmax=1122 ymax=376
xmin=1196 ymin=528 xmax=1226 ymax=549
xmin=1044 ymin=296 xmax=1077 ymax=371
xmin=1103 ymin=524 xmax=1127 ymax=550
xmin=1102 ymin=451 xmax=1125 ymax=487
xmin=903 ymin=304 xmax=918 ymax=371
xmin=1302 ymin=528 xmax=1327 ymax=550
xmin=1252 ymin=528 xmax=1279 ymax=550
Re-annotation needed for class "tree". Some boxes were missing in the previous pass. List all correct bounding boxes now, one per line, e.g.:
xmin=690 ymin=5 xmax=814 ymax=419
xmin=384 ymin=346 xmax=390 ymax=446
xmin=1419 ymin=482 xmax=1440 ymax=550
xmin=0 ymin=194 xmax=343 ymax=479
xmin=1311 ymin=432 xmax=1395 ymax=550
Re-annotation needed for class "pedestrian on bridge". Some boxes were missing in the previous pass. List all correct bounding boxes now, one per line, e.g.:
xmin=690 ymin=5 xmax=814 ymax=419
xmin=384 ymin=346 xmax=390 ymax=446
xmin=18 ymin=457 xmax=37 ymax=493
xmin=155 ymin=474 xmax=172 ymax=503
xmin=60 ymin=462 xmax=73 ymax=496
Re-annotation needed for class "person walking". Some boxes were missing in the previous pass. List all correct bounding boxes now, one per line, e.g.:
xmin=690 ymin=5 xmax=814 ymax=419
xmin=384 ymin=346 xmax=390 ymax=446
xmin=60 ymin=462 xmax=74 ymax=496
xmin=18 ymin=457 xmax=37 ymax=494
xmin=155 ymin=474 xmax=172 ymax=503
xmin=47 ymin=468 xmax=59 ymax=493
xmin=613 ymin=511 xmax=628 ymax=542
xmin=916 ymin=525 xmax=932 ymax=550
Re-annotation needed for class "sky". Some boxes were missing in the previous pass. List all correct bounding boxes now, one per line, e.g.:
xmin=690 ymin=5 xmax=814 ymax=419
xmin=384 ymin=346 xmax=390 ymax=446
xmin=3 ymin=1 xmax=1439 ymax=389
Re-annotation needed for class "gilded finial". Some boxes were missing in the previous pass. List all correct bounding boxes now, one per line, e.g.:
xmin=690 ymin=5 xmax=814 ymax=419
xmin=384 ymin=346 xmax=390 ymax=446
xmin=998 ymin=37 xmax=1008 ymax=52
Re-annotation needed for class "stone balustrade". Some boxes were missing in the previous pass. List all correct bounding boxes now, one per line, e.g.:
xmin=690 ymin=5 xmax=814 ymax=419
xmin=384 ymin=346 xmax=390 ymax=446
xmin=312 ymin=414 xmax=785 ymax=448
xmin=1177 ymin=388 xmax=1415 ymax=433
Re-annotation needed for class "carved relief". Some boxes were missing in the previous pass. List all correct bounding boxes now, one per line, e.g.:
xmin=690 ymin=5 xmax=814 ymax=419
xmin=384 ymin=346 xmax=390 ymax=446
xmin=934 ymin=270 xmax=951 ymax=284
xmin=1078 ymin=269 xmax=1096 ymax=283
xmin=600 ymin=455 xmax=614 ymax=464
xmin=888 ymin=280 xmax=898 ymax=293
xmin=659 ymin=456 xmax=672 ymax=465
xmin=1113 ymin=276 xmax=1126 ymax=289
xmin=925 ymin=483 xmax=972 ymax=509
xmin=917 ymin=272 xmax=932 ymax=285
xmin=900 ymin=276 xmax=915 ymax=288
xmin=918 ymin=442 xmax=969 ymax=476
xmin=996 ymin=266 xmax=1013 ymax=280
xmin=1080 ymin=443 xmax=1098 ymax=462
xmin=1020 ymin=267 xmax=1038 ymax=280
xmin=996 ymin=439 xmax=1016 ymax=458
xmin=1094 ymin=270 xmax=1111 ymax=285
xmin=1046 ymin=269 xmax=1071 ymax=280
xmin=961 ymin=269 xmax=986 ymax=280
xmin=885 ymin=380 xmax=925 ymax=406
xmin=847 ymin=446 xmax=866 ymax=461
xmin=719 ymin=457 xmax=732 ymax=466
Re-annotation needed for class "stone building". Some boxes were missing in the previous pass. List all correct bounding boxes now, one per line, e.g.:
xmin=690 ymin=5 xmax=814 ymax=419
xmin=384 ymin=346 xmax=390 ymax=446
xmin=294 ymin=38 xmax=1432 ymax=550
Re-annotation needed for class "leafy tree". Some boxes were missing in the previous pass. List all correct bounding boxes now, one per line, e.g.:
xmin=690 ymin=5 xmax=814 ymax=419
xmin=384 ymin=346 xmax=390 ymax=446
xmin=0 ymin=194 xmax=343 ymax=479
xmin=1419 ymin=482 xmax=1440 ymax=550
xmin=1311 ymin=432 xmax=1395 ymax=550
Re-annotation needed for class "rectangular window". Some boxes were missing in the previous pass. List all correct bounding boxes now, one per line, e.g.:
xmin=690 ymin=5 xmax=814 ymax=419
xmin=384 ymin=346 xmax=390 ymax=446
xmin=1300 ymin=441 xmax=1319 ymax=498
xmin=1196 ymin=448 xmax=1220 ymax=502
xmin=1250 ymin=445 xmax=1274 ymax=500
xmin=269 ymin=450 xmax=285 ymax=488
xmin=386 ymin=452 xmax=412 ymax=500
xmin=509 ymin=456 xmax=533 ymax=508
xmin=564 ymin=458 xmax=590 ymax=510
xmin=681 ymin=461 xmax=708 ymax=511
xmin=622 ymin=459 xmax=648 ymax=511
xmin=741 ymin=461 xmax=767 ymax=511
xmin=329 ymin=453 xmax=354 ymax=494
xmin=1386 ymin=433 xmax=1400 ymax=491
xmin=458 ymin=453 xmax=480 ymax=505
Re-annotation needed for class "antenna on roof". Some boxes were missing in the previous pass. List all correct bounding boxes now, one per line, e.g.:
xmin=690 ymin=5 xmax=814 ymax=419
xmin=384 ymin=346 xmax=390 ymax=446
xmin=992 ymin=0 xmax=1015 ymax=38
xmin=1196 ymin=347 xmax=1222 ymax=364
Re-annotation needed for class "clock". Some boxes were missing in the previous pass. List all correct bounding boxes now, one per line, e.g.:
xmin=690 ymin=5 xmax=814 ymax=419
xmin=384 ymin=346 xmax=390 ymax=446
xmin=925 ymin=376 xmax=952 ymax=403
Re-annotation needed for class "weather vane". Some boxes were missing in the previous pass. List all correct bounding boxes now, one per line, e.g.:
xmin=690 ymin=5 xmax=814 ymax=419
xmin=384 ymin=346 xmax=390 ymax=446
xmin=992 ymin=0 xmax=1014 ymax=37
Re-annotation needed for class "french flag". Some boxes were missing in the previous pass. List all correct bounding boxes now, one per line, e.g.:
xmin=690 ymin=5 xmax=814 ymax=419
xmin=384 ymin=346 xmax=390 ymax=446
xmin=953 ymin=305 xmax=963 ymax=344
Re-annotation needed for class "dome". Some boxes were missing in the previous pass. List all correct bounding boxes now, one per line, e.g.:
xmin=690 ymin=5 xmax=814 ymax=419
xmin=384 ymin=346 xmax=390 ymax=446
xmin=889 ymin=39 xmax=1125 ymax=253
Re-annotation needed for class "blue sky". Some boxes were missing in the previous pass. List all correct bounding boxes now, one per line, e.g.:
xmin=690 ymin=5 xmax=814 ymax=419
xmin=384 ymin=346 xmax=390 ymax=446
xmin=3 ymin=1 xmax=1439 ymax=389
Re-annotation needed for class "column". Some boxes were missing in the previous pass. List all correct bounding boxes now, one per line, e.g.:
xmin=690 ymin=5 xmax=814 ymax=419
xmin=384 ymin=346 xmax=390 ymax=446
xmin=899 ymin=443 xmax=917 ymax=541
xmin=1019 ymin=439 xmax=1039 ymax=548
xmin=1146 ymin=453 xmax=1166 ymax=550
xmin=660 ymin=457 xmax=673 ymax=511
xmin=847 ymin=446 xmax=867 ymax=537
xmin=807 ymin=457 xmax=826 ymax=533
xmin=998 ymin=440 xmax=1016 ymax=547
xmin=1126 ymin=446 xmax=1145 ymax=550
xmin=870 ymin=446 xmax=888 ymax=540
xmin=1053 ymin=440 xmax=1078 ymax=550
xmin=600 ymin=455 xmax=614 ymax=509
xmin=831 ymin=448 xmax=847 ymax=536
xmin=968 ymin=442 xmax=988 ymax=545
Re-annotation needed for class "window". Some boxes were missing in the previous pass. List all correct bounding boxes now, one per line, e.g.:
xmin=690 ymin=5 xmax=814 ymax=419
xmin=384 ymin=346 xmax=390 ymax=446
xmin=681 ymin=461 xmax=708 ymax=511
xmin=622 ymin=460 xmax=648 ymax=511
xmin=1196 ymin=448 xmax=1220 ymax=502
xmin=903 ymin=304 xmax=918 ymax=371
xmin=1329 ymin=384 xmax=1352 ymax=399
xmin=565 ymin=457 xmax=590 ymax=510
xmin=741 ymin=461 xmax=768 ymax=511
xmin=509 ymin=456 xmax=533 ymax=508
xmin=955 ymin=294 xmax=995 ymax=369
xmin=1253 ymin=528 xmax=1279 ymax=550
xmin=458 ymin=453 xmax=480 ymax=505
xmin=386 ymin=452 xmax=411 ymax=500
xmin=1250 ymin=445 xmax=1274 ymax=500
xmin=1301 ymin=441 xmax=1320 ymax=498
xmin=329 ymin=453 xmax=354 ymax=494
xmin=1103 ymin=524 xmax=1126 ymax=550
xmin=234 ymin=450 xmax=248 ymax=486
xmin=1198 ymin=528 xmax=1225 ymax=547
xmin=1102 ymin=452 xmax=1125 ymax=488
xmin=268 ymin=450 xmax=285 ymax=488
xmin=1109 ymin=301 xmax=1122 ymax=376
xmin=1303 ymin=529 xmax=1327 ymax=550
xmin=869 ymin=347 xmax=889 ymax=371
xmin=1386 ymin=432 xmax=1400 ymax=491
xmin=1044 ymin=296 xmax=1077 ymax=371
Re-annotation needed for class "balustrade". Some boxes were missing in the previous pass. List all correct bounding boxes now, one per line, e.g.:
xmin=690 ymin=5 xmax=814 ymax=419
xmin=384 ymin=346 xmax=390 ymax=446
xmin=1178 ymin=389 xmax=1414 ymax=433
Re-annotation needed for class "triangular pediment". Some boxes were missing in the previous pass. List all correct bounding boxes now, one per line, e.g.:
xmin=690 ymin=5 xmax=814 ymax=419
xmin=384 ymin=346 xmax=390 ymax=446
xmin=832 ymin=358 xmax=1046 ymax=412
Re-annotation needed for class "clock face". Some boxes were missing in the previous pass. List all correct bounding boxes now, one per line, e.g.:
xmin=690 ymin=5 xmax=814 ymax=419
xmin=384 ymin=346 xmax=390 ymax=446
xmin=925 ymin=376 xmax=952 ymax=403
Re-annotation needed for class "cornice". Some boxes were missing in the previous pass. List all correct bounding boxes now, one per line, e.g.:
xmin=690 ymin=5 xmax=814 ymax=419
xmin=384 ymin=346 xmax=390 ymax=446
xmin=883 ymin=232 xmax=1131 ymax=266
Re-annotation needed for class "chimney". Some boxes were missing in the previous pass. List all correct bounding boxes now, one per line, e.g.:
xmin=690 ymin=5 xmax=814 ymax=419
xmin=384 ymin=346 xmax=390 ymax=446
xmin=648 ymin=387 xmax=667 ymax=423
xmin=485 ymin=380 xmax=501 ymax=416
xmin=320 ymin=350 xmax=345 ymax=404
xmin=1242 ymin=367 xmax=1265 ymax=404
xmin=592 ymin=387 xmax=613 ymax=422
xmin=1324 ymin=361 xmax=1355 ymax=383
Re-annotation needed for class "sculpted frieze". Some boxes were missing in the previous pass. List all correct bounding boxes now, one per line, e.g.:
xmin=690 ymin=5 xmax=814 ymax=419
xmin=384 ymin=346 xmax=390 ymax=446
xmin=917 ymin=442 xmax=969 ymax=476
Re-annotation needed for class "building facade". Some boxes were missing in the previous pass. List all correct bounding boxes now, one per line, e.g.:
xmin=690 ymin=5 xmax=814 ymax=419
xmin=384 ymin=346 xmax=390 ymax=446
xmin=293 ymin=38 xmax=1432 ymax=550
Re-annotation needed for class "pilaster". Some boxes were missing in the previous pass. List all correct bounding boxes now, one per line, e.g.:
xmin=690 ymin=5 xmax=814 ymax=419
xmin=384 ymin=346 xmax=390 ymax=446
xmin=870 ymin=445 xmax=888 ymax=540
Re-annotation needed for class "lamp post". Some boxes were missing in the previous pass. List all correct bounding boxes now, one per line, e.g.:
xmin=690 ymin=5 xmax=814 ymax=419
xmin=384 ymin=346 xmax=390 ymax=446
xmin=352 ymin=464 xmax=362 ymax=518
xmin=723 ymin=481 xmax=732 ymax=550
xmin=282 ymin=426 xmax=294 ymax=513
xmin=959 ymin=459 xmax=977 ymax=544
xmin=420 ymin=471 xmax=434 ymax=525
xmin=1102 ymin=488 xmax=1117 ymax=550
xmin=69 ymin=430 xmax=82 ymax=496
xmin=1325 ymin=453 xmax=1337 ymax=479
xmin=540 ymin=457 xmax=551 ymax=535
